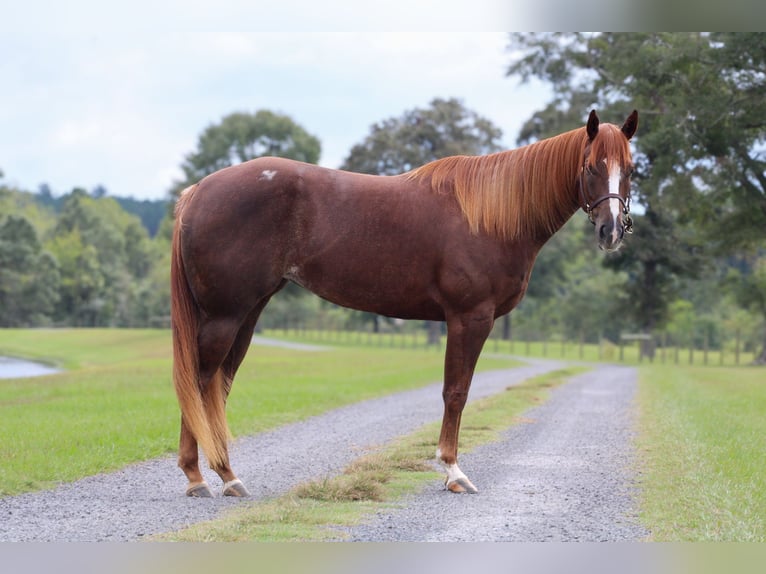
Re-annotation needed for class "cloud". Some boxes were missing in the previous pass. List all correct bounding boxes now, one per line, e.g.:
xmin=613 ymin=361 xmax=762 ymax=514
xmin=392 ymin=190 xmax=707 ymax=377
xmin=50 ymin=120 xmax=104 ymax=148
xmin=1 ymin=31 xmax=551 ymax=200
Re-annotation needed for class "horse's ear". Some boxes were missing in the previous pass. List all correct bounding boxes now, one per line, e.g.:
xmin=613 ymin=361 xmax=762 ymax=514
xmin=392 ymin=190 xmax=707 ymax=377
xmin=621 ymin=110 xmax=638 ymax=140
xmin=586 ymin=110 xmax=599 ymax=141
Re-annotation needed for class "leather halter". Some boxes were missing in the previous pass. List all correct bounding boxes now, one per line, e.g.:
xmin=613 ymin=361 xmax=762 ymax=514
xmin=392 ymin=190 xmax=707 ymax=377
xmin=578 ymin=164 xmax=634 ymax=234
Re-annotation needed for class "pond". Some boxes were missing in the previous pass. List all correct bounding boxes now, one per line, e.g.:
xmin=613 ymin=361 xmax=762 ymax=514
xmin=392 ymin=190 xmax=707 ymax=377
xmin=0 ymin=356 xmax=60 ymax=379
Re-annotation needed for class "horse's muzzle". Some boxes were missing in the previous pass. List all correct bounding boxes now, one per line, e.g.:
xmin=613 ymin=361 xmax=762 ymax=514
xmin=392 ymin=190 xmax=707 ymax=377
xmin=598 ymin=220 xmax=625 ymax=252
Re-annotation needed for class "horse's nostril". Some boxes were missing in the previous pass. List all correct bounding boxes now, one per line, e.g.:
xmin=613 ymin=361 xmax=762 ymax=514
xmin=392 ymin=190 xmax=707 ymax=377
xmin=599 ymin=224 xmax=607 ymax=240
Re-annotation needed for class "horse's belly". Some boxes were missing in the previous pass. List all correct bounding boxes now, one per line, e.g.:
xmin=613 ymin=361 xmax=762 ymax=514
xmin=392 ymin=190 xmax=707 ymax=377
xmin=284 ymin=259 xmax=445 ymax=321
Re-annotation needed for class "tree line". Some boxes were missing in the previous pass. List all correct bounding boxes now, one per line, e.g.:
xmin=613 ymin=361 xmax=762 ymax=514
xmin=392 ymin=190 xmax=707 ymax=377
xmin=0 ymin=185 xmax=170 ymax=327
xmin=1 ymin=33 xmax=764 ymax=362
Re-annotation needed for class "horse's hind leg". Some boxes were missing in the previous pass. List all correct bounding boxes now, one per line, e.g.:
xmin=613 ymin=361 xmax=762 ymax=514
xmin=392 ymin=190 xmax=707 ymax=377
xmin=179 ymin=417 xmax=211 ymax=497
xmin=204 ymin=293 xmax=283 ymax=497
xmin=213 ymin=304 xmax=272 ymax=497
xmin=177 ymin=315 xmax=242 ymax=497
xmin=437 ymin=309 xmax=494 ymax=493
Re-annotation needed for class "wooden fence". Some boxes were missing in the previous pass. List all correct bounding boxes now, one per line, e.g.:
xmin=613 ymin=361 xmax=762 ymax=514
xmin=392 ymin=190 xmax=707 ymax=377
xmin=261 ymin=323 xmax=758 ymax=367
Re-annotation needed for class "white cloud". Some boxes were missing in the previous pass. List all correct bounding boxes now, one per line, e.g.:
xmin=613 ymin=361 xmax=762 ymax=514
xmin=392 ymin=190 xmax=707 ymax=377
xmin=0 ymin=31 xmax=551 ymax=200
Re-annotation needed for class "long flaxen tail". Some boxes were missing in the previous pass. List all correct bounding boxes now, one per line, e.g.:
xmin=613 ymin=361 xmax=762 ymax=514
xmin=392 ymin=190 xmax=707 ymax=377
xmin=171 ymin=185 xmax=229 ymax=470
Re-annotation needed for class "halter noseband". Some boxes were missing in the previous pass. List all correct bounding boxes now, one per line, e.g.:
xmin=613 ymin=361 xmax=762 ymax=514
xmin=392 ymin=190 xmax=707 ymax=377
xmin=579 ymin=165 xmax=634 ymax=234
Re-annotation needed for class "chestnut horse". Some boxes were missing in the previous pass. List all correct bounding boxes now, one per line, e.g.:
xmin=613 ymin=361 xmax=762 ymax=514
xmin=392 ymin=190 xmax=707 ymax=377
xmin=171 ymin=110 xmax=638 ymax=497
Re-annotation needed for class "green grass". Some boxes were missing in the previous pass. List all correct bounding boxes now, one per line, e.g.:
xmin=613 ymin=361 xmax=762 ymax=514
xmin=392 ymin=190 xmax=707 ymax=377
xmin=637 ymin=364 xmax=766 ymax=541
xmin=0 ymin=328 xmax=519 ymax=497
xmin=0 ymin=328 xmax=172 ymax=370
xmin=158 ymin=367 xmax=584 ymax=541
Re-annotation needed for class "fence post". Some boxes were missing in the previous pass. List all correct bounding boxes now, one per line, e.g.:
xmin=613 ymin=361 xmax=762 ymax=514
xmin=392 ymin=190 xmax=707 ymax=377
xmin=703 ymin=330 xmax=709 ymax=366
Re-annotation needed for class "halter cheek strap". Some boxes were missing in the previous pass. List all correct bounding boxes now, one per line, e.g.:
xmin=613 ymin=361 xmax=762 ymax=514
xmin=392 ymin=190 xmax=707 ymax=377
xmin=579 ymin=169 xmax=634 ymax=234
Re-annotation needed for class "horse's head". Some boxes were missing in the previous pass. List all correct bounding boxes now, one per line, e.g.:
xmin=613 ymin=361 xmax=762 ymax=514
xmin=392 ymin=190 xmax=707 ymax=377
xmin=579 ymin=110 xmax=638 ymax=252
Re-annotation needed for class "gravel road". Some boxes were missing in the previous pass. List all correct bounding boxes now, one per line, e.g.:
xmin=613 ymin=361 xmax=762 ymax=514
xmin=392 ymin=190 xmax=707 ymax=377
xmin=0 ymin=357 xmax=568 ymax=542
xmin=344 ymin=364 xmax=649 ymax=542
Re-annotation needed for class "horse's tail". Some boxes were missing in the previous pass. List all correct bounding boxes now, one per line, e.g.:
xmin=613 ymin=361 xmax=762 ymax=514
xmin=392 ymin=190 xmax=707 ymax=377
xmin=171 ymin=185 xmax=228 ymax=469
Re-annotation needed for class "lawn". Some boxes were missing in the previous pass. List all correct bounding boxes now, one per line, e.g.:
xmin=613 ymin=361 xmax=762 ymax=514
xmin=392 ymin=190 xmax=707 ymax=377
xmin=637 ymin=364 xmax=766 ymax=541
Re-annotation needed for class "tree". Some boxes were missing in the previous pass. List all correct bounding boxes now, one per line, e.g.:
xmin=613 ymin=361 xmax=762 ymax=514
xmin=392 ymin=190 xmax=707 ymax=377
xmin=49 ymin=189 xmax=156 ymax=326
xmin=342 ymin=97 xmax=503 ymax=175
xmin=0 ymin=180 xmax=173 ymax=328
xmin=342 ymin=98 xmax=505 ymax=344
xmin=727 ymin=256 xmax=766 ymax=364
xmin=507 ymin=33 xmax=766 ymax=343
xmin=0 ymin=215 xmax=60 ymax=326
xmin=47 ymin=229 xmax=105 ymax=326
xmin=170 ymin=110 xmax=321 ymax=199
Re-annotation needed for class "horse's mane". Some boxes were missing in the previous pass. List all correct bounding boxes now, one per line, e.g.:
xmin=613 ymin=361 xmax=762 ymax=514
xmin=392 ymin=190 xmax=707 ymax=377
xmin=406 ymin=124 xmax=631 ymax=240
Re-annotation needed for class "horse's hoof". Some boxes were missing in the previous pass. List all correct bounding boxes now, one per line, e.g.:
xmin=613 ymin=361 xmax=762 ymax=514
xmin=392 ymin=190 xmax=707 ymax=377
xmin=446 ymin=477 xmax=478 ymax=494
xmin=186 ymin=481 xmax=214 ymax=498
xmin=222 ymin=479 xmax=250 ymax=497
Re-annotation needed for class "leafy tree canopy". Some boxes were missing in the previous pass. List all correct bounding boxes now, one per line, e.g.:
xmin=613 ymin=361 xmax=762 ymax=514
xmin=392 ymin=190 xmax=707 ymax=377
xmin=508 ymin=32 xmax=766 ymax=251
xmin=170 ymin=110 xmax=321 ymax=199
xmin=342 ymin=97 xmax=504 ymax=175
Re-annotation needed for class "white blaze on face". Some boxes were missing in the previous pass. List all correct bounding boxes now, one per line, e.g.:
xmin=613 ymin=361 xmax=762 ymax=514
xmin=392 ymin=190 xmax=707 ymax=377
xmin=607 ymin=160 xmax=622 ymax=244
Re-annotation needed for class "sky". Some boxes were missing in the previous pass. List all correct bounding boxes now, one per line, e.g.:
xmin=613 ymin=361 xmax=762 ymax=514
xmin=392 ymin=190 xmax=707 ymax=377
xmin=1 ymin=9 xmax=554 ymax=201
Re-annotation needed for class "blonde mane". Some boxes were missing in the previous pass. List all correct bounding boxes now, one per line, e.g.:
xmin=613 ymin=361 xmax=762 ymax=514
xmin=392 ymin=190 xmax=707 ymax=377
xmin=406 ymin=124 xmax=632 ymax=240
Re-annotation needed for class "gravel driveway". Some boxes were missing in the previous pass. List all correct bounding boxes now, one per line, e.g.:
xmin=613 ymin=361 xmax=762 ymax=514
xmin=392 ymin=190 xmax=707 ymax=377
xmin=0 ymin=356 xmax=647 ymax=542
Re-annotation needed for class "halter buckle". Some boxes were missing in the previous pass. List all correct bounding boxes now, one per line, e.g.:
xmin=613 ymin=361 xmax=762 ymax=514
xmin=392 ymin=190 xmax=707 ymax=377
xmin=624 ymin=213 xmax=634 ymax=234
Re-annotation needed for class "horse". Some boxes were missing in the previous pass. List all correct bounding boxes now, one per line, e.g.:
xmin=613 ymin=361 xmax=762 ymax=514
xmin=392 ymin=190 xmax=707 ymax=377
xmin=171 ymin=109 xmax=638 ymax=498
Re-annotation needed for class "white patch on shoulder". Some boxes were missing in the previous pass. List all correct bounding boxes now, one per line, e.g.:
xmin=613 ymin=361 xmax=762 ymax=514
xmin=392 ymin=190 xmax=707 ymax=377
xmin=260 ymin=170 xmax=278 ymax=181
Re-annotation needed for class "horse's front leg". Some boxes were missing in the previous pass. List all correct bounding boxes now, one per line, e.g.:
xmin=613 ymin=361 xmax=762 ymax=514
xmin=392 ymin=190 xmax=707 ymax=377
xmin=438 ymin=310 xmax=494 ymax=493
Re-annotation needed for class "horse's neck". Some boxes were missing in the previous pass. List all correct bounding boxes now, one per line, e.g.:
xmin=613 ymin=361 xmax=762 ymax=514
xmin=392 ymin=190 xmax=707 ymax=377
xmin=526 ymin=197 xmax=581 ymax=255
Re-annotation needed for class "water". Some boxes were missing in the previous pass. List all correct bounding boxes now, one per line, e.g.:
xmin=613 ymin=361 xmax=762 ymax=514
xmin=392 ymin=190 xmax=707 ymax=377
xmin=0 ymin=356 xmax=60 ymax=379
